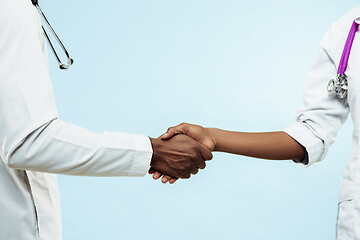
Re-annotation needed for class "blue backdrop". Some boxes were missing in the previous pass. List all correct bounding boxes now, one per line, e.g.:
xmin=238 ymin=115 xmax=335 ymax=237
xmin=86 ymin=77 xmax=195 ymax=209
xmin=41 ymin=0 xmax=358 ymax=239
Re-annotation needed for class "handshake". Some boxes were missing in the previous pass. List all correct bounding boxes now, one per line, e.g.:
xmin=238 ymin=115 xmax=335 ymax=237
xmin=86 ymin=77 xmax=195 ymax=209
xmin=149 ymin=123 xmax=215 ymax=184
xmin=148 ymin=121 xmax=306 ymax=183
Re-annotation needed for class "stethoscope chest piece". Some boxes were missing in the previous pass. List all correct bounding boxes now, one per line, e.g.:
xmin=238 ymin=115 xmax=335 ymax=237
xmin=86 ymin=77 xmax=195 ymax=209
xmin=328 ymin=20 xmax=358 ymax=99
xmin=328 ymin=74 xmax=348 ymax=98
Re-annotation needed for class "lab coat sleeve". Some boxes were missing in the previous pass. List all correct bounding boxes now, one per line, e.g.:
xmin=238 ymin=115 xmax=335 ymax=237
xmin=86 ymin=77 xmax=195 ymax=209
xmin=0 ymin=0 xmax=152 ymax=176
xmin=283 ymin=40 xmax=350 ymax=167
xmin=9 ymin=120 xmax=153 ymax=177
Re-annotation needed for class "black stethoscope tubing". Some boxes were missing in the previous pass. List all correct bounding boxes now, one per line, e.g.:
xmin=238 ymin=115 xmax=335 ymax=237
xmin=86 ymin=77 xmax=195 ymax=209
xmin=31 ymin=0 xmax=74 ymax=70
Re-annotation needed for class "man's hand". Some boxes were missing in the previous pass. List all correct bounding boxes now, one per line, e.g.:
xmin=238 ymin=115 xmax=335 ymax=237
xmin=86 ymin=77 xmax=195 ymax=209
xmin=150 ymin=134 xmax=213 ymax=180
xmin=150 ymin=123 xmax=215 ymax=184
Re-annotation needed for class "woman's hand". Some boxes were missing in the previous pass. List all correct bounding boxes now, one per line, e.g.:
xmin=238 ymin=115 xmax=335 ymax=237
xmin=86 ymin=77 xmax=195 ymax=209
xmin=148 ymin=167 xmax=179 ymax=184
xmin=162 ymin=123 xmax=216 ymax=151
xmin=150 ymin=123 xmax=215 ymax=184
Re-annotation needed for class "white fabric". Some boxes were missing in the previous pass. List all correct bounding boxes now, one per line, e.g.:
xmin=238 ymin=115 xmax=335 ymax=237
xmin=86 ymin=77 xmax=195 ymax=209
xmin=0 ymin=0 xmax=153 ymax=239
xmin=283 ymin=5 xmax=360 ymax=240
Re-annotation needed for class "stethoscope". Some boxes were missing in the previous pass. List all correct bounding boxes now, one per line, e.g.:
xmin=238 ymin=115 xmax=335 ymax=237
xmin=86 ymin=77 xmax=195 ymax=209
xmin=31 ymin=0 xmax=74 ymax=70
xmin=327 ymin=20 xmax=359 ymax=99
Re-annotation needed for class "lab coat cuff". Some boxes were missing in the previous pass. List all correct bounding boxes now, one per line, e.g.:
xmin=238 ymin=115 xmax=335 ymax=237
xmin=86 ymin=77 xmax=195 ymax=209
xmin=103 ymin=132 xmax=153 ymax=177
xmin=127 ymin=135 xmax=153 ymax=177
xmin=282 ymin=122 xmax=324 ymax=167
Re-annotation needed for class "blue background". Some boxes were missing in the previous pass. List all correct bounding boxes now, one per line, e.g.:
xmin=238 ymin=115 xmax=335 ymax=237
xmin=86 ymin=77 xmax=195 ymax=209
xmin=40 ymin=0 xmax=357 ymax=239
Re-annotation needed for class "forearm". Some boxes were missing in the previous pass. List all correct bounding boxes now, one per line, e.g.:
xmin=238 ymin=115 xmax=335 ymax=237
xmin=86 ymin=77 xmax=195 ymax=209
xmin=8 ymin=119 xmax=152 ymax=177
xmin=208 ymin=128 xmax=305 ymax=160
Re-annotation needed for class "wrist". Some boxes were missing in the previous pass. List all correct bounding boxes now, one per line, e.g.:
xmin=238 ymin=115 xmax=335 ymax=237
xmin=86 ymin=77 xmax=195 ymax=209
xmin=149 ymin=137 xmax=161 ymax=166
xmin=205 ymin=128 xmax=218 ymax=151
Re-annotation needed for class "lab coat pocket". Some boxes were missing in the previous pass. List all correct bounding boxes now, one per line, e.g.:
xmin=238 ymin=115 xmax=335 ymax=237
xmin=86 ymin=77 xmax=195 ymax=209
xmin=336 ymin=196 xmax=354 ymax=240
xmin=26 ymin=171 xmax=62 ymax=239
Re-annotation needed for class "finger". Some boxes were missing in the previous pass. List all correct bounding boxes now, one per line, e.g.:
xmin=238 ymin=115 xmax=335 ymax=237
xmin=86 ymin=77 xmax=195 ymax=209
xmin=169 ymin=178 xmax=178 ymax=184
xmin=161 ymin=127 xmax=179 ymax=140
xmin=199 ymin=143 xmax=213 ymax=161
xmin=153 ymin=171 xmax=163 ymax=180
xmin=161 ymin=175 xmax=172 ymax=184
xmin=179 ymin=173 xmax=191 ymax=179
xmin=197 ymin=160 xmax=206 ymax=170
xmin=148 ymin=167 xmax=156 ymax=174
xmin=190 ymin=166 xmax=199 ymax=175
xmin=161 ymin=131 xmax=176 ymax=140
xmin=161 ymin=124 xmax=189 ymax=140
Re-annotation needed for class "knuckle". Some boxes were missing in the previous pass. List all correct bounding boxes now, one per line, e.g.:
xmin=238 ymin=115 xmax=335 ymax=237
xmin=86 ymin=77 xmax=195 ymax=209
xmin=177 ymin=168 xmax=191 ymax=179
xmin=181 ymin=173 xmax=190 ymax=179
xmin=192 ymin=154 xmax=200 ymax=161
xmin=178 ymin=163 xmax=187 ymax=170
xmin=177 ymin=173 xmax=186 ymax=178
xmin=175 ymin=165 xmax=188 ymax=175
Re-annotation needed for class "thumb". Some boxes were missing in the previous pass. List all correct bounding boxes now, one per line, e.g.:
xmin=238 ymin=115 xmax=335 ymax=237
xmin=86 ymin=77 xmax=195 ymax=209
xmin=199 ymin=143 xmax=213 ymax=161
xmin=160 ymin=131 xmax=174 ymax=140
xmin=161 ymin=124 xmax=188 ymax=140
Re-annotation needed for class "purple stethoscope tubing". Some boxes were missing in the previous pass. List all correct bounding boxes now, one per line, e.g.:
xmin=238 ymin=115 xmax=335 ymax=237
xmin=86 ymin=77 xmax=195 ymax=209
xmin=338 ymin=20 xmax=359 ymax=75
xmin=328 ymin=20 xmax=359 ymax=98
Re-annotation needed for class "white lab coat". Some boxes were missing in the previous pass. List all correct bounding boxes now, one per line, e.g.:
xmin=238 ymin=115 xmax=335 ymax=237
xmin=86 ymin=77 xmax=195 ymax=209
xmin=0 ymin=0 xmax=152 ymax=239
xmin=283 ymin=5 xmax=360 ymax=240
